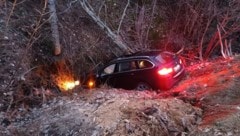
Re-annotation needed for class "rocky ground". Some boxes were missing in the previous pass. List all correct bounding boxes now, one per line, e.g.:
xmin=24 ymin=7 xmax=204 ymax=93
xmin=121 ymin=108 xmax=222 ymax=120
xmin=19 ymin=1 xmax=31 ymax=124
xmin=1 ymin=56 xmax=240 ymax=136
xmin=0 ymin=89 xmax=202 ymax=136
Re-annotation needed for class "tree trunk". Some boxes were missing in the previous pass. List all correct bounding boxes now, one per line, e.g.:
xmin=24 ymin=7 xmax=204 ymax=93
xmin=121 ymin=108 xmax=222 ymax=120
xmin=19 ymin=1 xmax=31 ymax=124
xmin=48 ymin=0 xmax=61 ymax=55
xmin=79 ymin=0 xmax=132 ymax=54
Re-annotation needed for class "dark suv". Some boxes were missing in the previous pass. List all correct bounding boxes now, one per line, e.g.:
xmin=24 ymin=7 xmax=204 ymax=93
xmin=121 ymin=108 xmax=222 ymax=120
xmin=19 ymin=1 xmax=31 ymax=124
xmin=89 ymin=50 xmax=185 ymax=90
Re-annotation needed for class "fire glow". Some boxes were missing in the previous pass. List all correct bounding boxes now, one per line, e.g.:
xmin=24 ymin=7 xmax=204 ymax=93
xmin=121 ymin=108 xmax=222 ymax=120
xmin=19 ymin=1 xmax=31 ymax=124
xmin=88 ymin=80 xmax=95 ymax=88
xmin=52 ymin=60 xmax=80 ymax=91
xmin=55 ymin=74 xmax=80 ymax=91
xmin=62 ymin=80 xmax=80 ymax=90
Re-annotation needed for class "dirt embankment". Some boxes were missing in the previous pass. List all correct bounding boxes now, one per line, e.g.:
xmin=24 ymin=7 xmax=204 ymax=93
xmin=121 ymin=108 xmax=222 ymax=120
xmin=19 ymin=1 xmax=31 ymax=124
xmin=170 ymin=56 xmax=240 ymax=135
xmin=0 ymin=89 xmax=202 ymax=136
xmin=1 ymin=56 xmax=240 ymax=136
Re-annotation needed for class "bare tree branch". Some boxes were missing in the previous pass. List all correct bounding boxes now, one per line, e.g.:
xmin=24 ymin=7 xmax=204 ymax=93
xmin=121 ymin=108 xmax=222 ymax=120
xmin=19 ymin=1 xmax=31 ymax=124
xmin=145 ymin=0 xmax=157 ymax=48
xmin=6 ymin=0 xmax=17 ymax=27
xmin=117 ymin=0 xmax=130 ymax=35
xmin=217 ymin=25 xmax=227 ymax=58
xmin=135 ymin=5 xmax=145 ymax=49
xmin=79 ymin=0 xmax=132 ymax=54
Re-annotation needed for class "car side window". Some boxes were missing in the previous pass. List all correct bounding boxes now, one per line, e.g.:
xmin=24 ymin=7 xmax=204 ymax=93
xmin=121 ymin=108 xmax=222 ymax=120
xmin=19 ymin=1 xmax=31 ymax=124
xmin=118 ymin=61 xmax=137 ymax=72
xmin=138 ymin=60 xmax=153 ymax=69
xmin=102 ymin=64 xmax=116 ymax=75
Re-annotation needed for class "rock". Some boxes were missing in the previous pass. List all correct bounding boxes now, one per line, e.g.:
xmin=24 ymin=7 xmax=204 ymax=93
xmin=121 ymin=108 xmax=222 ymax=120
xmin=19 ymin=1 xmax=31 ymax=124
xmin=3 ymin=36 xmax=9 ymax=40
xmin=1 ymin=118 xmax=11 ymax=127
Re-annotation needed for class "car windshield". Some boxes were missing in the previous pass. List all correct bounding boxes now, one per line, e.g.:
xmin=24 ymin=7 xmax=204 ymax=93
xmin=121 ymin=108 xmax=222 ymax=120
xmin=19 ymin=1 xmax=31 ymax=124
xmin=155 ymin=52 xmax=174 ymax=64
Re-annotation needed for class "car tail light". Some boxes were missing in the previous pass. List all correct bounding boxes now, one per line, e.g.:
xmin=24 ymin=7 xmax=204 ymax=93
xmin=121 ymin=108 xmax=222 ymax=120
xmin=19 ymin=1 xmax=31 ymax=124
xmin=158 ymin=68 xmax=173 ymax=75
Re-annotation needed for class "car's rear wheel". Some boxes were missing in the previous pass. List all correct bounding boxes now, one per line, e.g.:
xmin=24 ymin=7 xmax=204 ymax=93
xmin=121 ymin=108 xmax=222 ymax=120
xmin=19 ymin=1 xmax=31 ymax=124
xmin=135 ymin=82 xmax=152 ymax=91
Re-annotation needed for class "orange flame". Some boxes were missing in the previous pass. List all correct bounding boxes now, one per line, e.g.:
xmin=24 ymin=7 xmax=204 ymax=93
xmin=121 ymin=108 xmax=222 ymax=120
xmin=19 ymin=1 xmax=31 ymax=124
xmin=52 ymin=60 xmax=80 ymax=91
xmin=54 ymin=74 xmax=80 ymax=91
xmin=62 ymin=80 xmax=80 ymax=90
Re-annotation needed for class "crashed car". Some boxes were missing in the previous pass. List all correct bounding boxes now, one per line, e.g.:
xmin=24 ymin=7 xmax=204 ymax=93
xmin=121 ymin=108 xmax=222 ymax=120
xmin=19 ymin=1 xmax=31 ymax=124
xmin=86 ymin=50 xmax=185 ymax=91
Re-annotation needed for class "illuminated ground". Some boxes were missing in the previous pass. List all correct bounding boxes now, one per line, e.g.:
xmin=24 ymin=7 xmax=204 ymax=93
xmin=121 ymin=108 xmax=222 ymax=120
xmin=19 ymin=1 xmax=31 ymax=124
xmin=166 ymin=55 xmax=240 ymax=135
xmin=1 ymin=56 xmax=240 ymax=135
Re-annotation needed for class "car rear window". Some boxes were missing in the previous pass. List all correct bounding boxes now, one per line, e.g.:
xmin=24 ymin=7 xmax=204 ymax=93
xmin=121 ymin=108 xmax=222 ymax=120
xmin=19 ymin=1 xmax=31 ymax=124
xmin=155 ymin=52 xmax=174 ymax=64
xmin=118 ymin=61 xmax=137 ymax=72
xmin=138 ymin=60 xmax=153 ymax=69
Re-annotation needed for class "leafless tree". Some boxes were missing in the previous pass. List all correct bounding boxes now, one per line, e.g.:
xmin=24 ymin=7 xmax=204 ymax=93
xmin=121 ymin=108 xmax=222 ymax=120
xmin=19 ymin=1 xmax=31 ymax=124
xmin=63 ymin=0 xmax=159 ymax=54
xmin=160 ymin=0 xmax=240 ymax=59
xmin=48 ymin=0 xmax=62 ymax=55
xmin=202 ymin=0 xmax=240 ymax=59
xmin=14 ymin=0 xmax=240 ymax=61
xmin=79 ymin=0 xmax=132 ymax=54
xmin=134 ymin=0 xmax=157 ymax=50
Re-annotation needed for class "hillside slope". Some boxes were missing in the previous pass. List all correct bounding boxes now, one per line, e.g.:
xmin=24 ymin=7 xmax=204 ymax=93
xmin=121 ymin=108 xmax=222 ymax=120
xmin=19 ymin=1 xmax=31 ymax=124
xmin=1 ymin=56 xmax=240 ymax=135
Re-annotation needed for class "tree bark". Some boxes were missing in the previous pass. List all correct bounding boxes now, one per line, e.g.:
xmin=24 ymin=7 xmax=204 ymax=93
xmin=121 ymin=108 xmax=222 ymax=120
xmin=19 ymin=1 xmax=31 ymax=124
xmin=48 ymin=0 xmax=61 ymax=55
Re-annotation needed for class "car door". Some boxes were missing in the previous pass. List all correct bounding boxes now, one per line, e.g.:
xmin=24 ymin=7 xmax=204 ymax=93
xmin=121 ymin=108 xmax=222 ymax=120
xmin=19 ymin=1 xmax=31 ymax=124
xmin=113 ymin=60 xmax=139 ymax=89
xmin=98 ymin=63 xmax=118 ymax=87
xmin=133 ymin=59 xmax=157 ymax=88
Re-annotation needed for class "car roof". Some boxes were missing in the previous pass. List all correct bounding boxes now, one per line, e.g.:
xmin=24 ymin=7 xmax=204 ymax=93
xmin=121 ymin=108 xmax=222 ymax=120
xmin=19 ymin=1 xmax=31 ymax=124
xmin=110 ymin=50 xmax=172 ymax=63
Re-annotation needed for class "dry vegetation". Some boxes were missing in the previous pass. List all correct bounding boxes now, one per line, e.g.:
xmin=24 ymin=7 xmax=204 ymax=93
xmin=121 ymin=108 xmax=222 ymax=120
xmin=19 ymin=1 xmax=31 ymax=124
xmin=1 ymin=0 xmax=240 ymax=135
